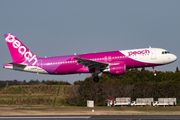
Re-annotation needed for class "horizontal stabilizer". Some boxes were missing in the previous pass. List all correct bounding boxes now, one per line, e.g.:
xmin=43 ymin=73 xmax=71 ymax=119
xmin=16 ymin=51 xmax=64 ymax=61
xmin=3 ymin=63 xmax=27 ymax=71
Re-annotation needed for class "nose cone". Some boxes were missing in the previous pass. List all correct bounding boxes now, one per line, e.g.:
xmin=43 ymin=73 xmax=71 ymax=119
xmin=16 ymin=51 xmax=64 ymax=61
xmin=172 ymin=54 xmax=177 ymax=62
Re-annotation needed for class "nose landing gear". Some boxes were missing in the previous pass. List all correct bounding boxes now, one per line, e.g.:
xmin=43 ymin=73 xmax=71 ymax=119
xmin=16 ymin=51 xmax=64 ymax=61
xmin=152 ymin=66 xmax=156 ymax=76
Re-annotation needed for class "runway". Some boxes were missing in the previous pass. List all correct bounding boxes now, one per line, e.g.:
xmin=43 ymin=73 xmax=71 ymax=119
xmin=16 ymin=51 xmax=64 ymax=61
xmin=0 ymin=115 xmax=180 ymax=120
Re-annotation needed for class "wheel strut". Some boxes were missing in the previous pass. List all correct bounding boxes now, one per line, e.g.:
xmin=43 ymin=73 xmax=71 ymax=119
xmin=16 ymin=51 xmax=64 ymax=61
xmin=152 ymin=66 xmax=156 ymax=76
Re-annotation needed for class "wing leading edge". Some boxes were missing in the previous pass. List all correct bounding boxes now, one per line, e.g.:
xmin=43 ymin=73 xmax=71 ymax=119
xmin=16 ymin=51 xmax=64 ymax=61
xmin=74 ymin=57 xmax=108 ymax=71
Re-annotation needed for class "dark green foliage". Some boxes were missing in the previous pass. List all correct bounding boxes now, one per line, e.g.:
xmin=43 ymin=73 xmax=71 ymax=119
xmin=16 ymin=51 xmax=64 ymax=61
xmin=176 ymin=67 xmax=179 ymax=73
xmin=73 ymin=80 xmax=84 ymax=85
xmin=67 ymin=67 xmax=180 ymax=106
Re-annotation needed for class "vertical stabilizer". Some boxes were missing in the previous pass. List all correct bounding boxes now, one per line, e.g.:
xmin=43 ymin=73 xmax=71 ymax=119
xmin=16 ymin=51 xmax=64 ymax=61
xmin=4 ymin=33 xmax=38 ymax=66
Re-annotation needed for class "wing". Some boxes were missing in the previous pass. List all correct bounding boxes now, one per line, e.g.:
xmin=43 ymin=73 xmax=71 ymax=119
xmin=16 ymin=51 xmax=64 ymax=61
xmin=74 ymin=57 xmax=108 ymax=71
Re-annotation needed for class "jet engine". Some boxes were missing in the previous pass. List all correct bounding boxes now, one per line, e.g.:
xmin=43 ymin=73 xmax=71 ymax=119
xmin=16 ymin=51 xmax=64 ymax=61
xmin=103 ymin=64 xmax=126 ymax=75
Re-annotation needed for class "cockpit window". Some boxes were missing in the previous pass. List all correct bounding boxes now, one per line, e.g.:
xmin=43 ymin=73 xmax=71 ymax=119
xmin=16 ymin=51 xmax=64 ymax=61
xmin=162 ymin=51 xmax=170 ymax=54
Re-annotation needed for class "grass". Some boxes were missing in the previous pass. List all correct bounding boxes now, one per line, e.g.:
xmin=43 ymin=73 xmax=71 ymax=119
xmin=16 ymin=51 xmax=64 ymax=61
xmin=0 ymin=85 xmax=73 ymax=107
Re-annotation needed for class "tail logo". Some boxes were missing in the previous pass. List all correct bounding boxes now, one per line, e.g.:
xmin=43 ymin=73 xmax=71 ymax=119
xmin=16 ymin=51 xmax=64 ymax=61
xmin=5 ymin=34 xmax=37 ymax=65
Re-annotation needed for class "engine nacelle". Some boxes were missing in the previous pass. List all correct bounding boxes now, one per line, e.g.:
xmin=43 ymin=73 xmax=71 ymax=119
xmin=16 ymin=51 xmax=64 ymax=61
xmin=103 ymin=64 xmax=126 ymax=75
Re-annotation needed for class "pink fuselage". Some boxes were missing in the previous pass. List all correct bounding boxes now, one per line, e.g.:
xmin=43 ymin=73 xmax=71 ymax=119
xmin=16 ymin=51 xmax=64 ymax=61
xmin=40 ymin=51 xmax=158 ymax=75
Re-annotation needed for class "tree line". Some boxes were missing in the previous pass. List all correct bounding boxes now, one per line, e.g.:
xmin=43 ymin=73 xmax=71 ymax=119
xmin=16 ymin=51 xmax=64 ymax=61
xmin=0 ymin=80 xmax=71 ymax=89
xmin=65 ymin=67 xmax=180 ymax=106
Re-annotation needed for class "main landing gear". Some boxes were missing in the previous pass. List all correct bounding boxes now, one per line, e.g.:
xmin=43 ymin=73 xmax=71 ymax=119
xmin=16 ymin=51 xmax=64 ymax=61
xmin=93 ymin=69 xmax=100 ymax=82
xmin=93 ymin=76 xmax=99 ymax=82
xmin=152 ymin=66 xmax=156 ymax=76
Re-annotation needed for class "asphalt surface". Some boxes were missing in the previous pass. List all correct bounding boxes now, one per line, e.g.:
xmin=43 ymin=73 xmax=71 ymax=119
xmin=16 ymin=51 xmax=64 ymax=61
xmin=0 ymin=115 xmax=180 ymax=120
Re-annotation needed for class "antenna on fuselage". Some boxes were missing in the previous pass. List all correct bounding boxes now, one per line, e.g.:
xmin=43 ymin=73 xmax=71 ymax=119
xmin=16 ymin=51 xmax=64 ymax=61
xmin=149 ymin=46 xmax=151 ymax=48
xmin=74 ymin=53 xmax=76 ymax=55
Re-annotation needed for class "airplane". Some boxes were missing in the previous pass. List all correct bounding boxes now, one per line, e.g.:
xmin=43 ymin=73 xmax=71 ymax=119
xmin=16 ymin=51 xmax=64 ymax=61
xmin=3 ymin=33 xmax=177 ymax=82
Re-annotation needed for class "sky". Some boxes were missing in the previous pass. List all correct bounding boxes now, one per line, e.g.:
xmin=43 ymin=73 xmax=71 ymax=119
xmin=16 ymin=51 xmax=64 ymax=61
xmin=0 ymin=0 xmax=180 ymax=84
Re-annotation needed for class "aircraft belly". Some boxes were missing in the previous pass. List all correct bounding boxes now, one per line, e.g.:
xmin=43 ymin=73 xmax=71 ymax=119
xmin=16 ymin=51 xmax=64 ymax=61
xmin=52 ymin=64 xmax=82 ymax=74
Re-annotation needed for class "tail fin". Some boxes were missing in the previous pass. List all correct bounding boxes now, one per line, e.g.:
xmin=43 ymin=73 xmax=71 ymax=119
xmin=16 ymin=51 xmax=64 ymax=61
xmin=4 ymin=33 xmax=38 ymax=66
